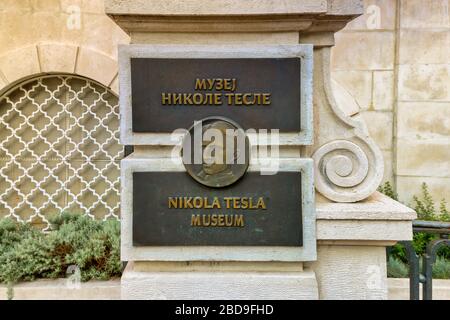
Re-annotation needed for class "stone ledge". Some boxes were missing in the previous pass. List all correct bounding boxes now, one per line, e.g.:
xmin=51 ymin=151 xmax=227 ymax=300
xmin=105 ymin=0 xmax=363 ymax=34
xmin=316 ymin=192 xmax=416 ymax=243
xmin=105 ymin=0 xmax=348 ymax=16
xmin=121 ymin=262 xmax=319 ymax=300
xmin=317 ymin=192 xmax=417 ymax=221
xmin=3 ymin=278 xmax=448 ymax=300
xmin=388 ymin=278 xmax=450 ymax=301
xmin=0 ymin=279 xmax=120 ymax=300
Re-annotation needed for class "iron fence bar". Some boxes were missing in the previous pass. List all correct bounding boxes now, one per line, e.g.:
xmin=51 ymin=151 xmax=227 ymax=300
xmin=423 ymin=238 xmax=450 ymax=300
xmin=399 ymin=241 xmax=420 ymax=300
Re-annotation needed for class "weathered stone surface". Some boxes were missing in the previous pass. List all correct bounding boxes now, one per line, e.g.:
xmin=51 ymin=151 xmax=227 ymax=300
xmin=399 ymin=30 xmax=449 ymax=65
xmin=382 ymin=150 xmax=394 ymax=183
xmin=121 ymin=262 xmax=319 ymax=300
xmin=307 ymin=245 xmax=388 ymax=300
xmin=0 ymin=46 xmax=40 ymax=83
xmin=0 ymin=279 xmax=120 ymax=300
xmin=345 ymin=0 xmax=396 ymax=30
xmin=388 ymin=279 xmax=450 ymax=300
xmin=398 ymin=64 xmax=450 ymax=101
xmin=361 ymin=111 xmax=393 ymax=150
xmin=38 ymin=43 xmax=78 ymax=73
xmin=396 ymin=176 xmax=450 ymax=206
xmin=75 ymin=47 xmax=117 ymax=86
xmin=400 ymin=0 xmax=450 ymax=29
xmin=373 ymin=71 xmax=394 ymax=111
xmin=397 ymin=102 xmax=450 ymax=139
xmin=332 ymin=70 xmax=372 ymax=110
xmin=332 ymin=31 xmax=395 ymax=70
xmin=105 ymin=0 xmax=330 ymax=16
xmin=396 ymin=140 xmax=450 ymax=177
xmin=131 ymin=32 xmax=300 ymax=45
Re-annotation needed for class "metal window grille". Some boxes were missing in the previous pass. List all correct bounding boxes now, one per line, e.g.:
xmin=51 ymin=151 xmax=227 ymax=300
xmin=0 ymin=75 xmax=122 ymax=230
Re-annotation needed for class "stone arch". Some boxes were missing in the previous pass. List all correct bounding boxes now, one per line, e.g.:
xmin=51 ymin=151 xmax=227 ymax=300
xmin=0 ymin=43 xmax=119 ymax=96
xmin=0 ymin=72 xmax=122 ymax=230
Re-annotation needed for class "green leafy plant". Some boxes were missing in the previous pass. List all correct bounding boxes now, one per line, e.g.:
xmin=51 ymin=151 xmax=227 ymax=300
xmin=439 ymin=200 xmax=450 ymax=222
xmin=377 ymin=181 xmax=398 ymax=201
xmin=432 ymin=256 xmax=450 ymax=279
xmin=379 ymin=182 xmax=450 ymax=279
xmin=413 ymin=183 xmax=437 ymax=221
xmin=0 ymin=213 xmax=122 ymax=285
xmin=387 ymin=256 xmax=409 ymax=278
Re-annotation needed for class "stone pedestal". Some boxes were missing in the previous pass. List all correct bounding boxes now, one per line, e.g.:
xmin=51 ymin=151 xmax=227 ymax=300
xmin=106 ymin=0 xmax=417 ymax=300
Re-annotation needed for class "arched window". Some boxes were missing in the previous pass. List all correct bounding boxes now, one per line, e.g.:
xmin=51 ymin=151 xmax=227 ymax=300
xmin=0 ymin=75 xmax=122 ymax=230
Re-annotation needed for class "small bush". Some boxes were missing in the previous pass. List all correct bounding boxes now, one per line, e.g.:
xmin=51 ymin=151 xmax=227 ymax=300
xmin=387 ymin=254 xmax=450 ymax=280
xmin=387 ymin=256 xmax=408 ymax=278
xmin=0 ymin=213 xmax=121 ymax=284
xmin=377 ymin=181 xmax=398 ymax=201
xmin=413 ymin=183 xmax=437 ymax=221
xmin=379 ymin=182 xmax=450 ymax=279
xmin=433 ymin=256 xmax=450 ymax=279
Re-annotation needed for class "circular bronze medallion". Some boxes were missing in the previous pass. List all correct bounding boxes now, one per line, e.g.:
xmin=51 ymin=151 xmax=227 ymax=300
xmin=182 ymin=117 xmax=250 ymax=188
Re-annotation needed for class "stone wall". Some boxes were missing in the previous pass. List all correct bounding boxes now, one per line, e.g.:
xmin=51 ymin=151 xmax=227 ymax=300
xmin=331 ymin=0 xmax=450 ymax=205
xmin=0 ymin=0 xmax=129 ymax=94
xmin=0 ymin=0 xmax=447 ymax=206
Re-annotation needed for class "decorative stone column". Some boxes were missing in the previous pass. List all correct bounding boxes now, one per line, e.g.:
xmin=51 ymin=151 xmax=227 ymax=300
xmin=106 ymin=0 xmax=416 ymax=300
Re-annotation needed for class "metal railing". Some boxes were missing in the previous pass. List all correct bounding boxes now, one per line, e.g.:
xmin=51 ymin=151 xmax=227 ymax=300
xmin=397 ymin=220 xmax=450 ymax=300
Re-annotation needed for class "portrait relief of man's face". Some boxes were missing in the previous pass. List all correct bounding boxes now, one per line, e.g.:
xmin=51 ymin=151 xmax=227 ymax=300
xmin=182 ymin=117 xmax=249 ymax=188
xmin=201 ymin=121 xmax=238 ymax=176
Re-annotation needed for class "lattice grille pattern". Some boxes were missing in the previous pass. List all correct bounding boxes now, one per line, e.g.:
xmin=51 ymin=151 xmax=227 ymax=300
xmin=0 ymin=75 xmax=122 ymax=229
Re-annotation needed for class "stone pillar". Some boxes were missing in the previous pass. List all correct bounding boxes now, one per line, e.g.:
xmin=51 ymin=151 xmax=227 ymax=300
xmin=106 ymin=0 xmax=416 ymax=300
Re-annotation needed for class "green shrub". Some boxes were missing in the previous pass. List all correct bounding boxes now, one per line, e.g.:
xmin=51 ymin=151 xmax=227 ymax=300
xmin=433 ymin=256 xmax=450 ymax=279
xmin=377 ymin=181 xmax=398 ymax=201
xmin=379 ymin=182 xmax=450 ymax=279
xmin=387 ymin=254 xmax=450 ymax=279
xmin=0 ymin=213 xmax=121 ymax=284
xmin=413 ymin=183 xmax=437 ymax=221
xmin=387 ymin=256 xmax=408 ymax=278
xmin=439 ymin=200 xmax=450 ymax=222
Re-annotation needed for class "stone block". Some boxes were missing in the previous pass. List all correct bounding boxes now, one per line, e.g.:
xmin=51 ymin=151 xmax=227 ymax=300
xmin=399 ymin=30 xmax=449 ymax=65
xmin=345 ymin=0 xmax=397 ymax=31
xmin=132 ymin=32 xmax=299 ymax=45
xmin=332 ymin=70 xmax=372 ymax=110
xmin=30 ymin=0 xmax=62 ymax=12
xmin=105 ymin=0 xmax=329 ymax=16
xmin=121 ymin=262 xmax=319 ymax=300
xmin=1 ymin=0 xmax=33 ymax=12
xmin=382 ymin=150 xmax=394 ymax=183
xmin=332 ymin=31 xmax=395 ymax=70
xmin=307 ymin=245 xmax=388 ymax=300
xmin=361 ymin=111 xmax=393 ymax=150
xmin=75 ymin=47 xmax=117 ymax=87
xmin=396 ymin=139 xmax=450 ymax=177
xmin=397 ymin=102 xmax=450 ymax=139
xmin=0 ymin=46 xmax=40 ymax=83
xmin=398 ymin=64 xmax=450 ymax=101
xmin=0 ymin=76 xmax=7 ymax=91
xmin=38 ymin=43 xmax=78 ymax=73
xmin=400 ymin=0 xmax=450 ymax=29
xmin=81 ymin=15 xmax=129 ymax=58
xmin=373 ymin=71 xmax=394 ymax=111
xmin=396 ymin=176 xmax=450 ymax=206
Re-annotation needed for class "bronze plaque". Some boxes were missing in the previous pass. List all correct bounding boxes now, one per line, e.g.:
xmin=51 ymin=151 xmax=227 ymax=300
xmin=132 ymin=172 xmax=303 ymax=246
xmin=182 ymin=117 xmax=250 ymax=188
xmin=130 ymin=58 xmax=301 ymax=132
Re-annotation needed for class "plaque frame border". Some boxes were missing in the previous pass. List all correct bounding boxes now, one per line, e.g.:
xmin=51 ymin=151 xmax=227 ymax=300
xmin=118 ymin=44 xmax=314 ymax=146
xmin=121 ymin=157 xmax=316 ymax=262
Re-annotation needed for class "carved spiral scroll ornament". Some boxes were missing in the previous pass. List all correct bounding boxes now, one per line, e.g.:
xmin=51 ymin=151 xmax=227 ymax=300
xmin=313 ymin=140 xmax=380 ymax=203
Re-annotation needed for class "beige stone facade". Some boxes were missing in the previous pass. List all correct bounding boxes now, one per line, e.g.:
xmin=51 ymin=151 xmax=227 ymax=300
xmin=0 ymin=1 xmax=129 ymax=226
xmin=0 ymin=0 xmax=447 ymax=222
xmin=331 ymin=0 xmax=450 ymax=205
